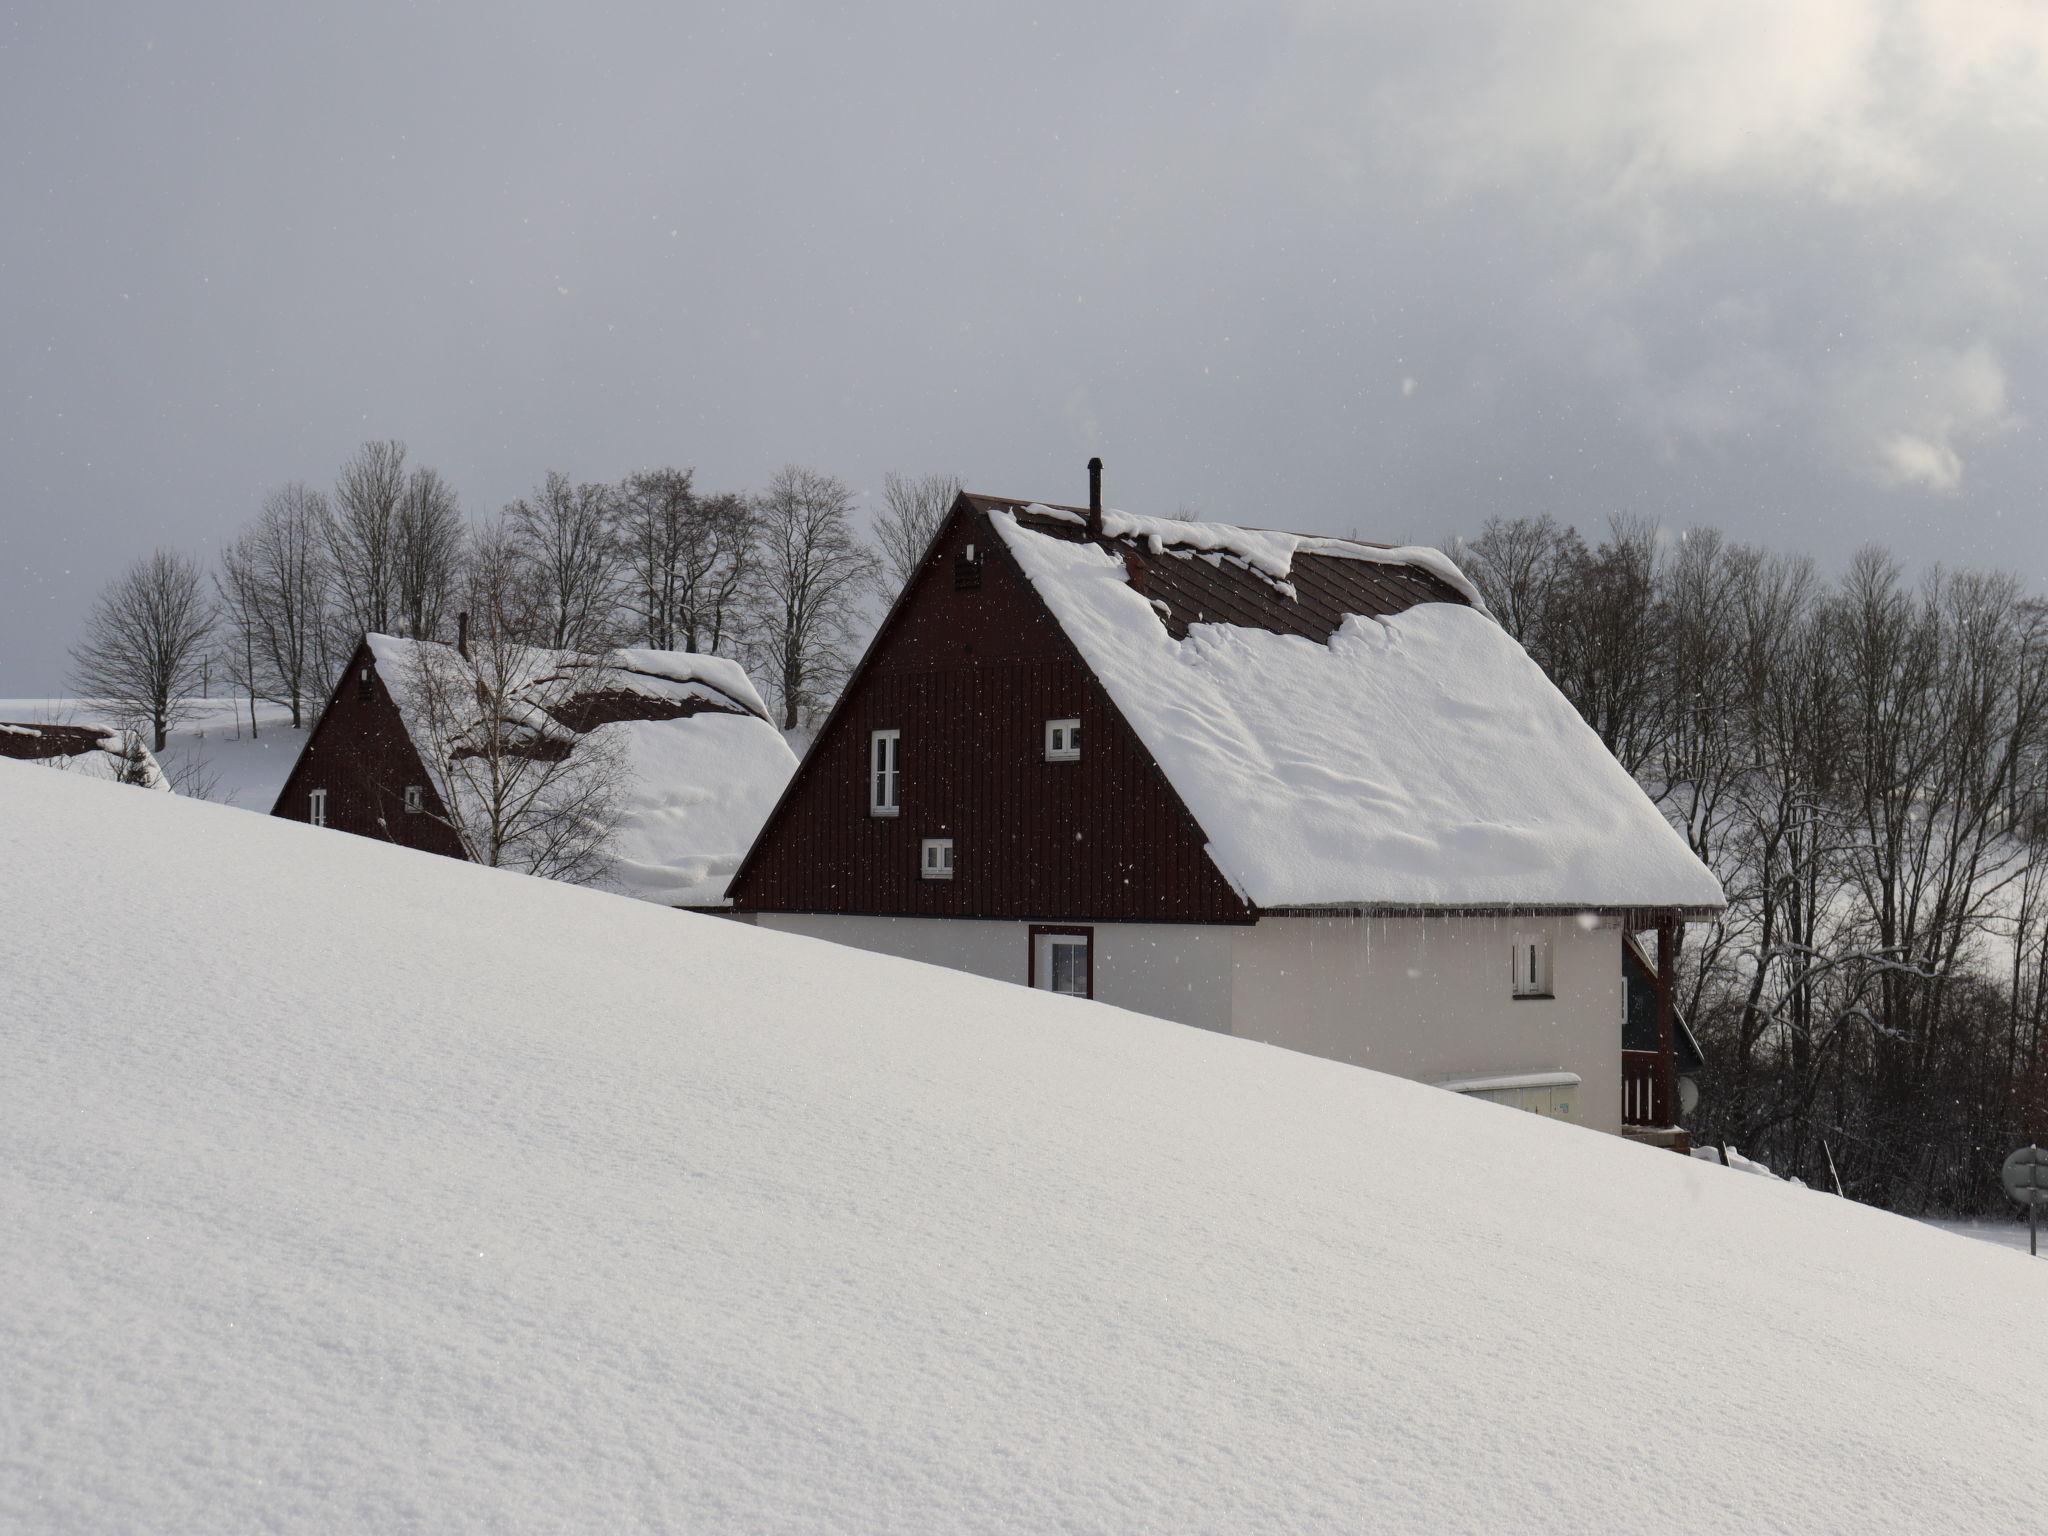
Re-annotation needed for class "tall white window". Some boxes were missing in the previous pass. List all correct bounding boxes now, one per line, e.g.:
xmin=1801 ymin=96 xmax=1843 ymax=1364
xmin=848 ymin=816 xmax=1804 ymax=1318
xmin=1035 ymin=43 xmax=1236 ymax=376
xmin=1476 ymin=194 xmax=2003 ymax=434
xmin=309 ymin=788 xmax=328 ymax=828
xmin=921 ymin=837 xmax=954 ymax=880
xmin=1033 ymin=928 xmax=1092 ymax=998
xmin=403 ymin=785 xmax=423 ymax=815
xmin=870 ymin=730 xmax=901 ymax=816
xmin=1045 ymin=718 xmax=1081 ymax=762
xmin=1511 ymin=934 xmax=1552 ymax=998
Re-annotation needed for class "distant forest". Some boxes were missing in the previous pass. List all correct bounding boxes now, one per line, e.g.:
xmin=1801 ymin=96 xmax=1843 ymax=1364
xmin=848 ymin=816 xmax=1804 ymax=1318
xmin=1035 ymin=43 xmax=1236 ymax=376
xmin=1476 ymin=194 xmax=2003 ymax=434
xmin=68 ymin=449 xmax=2044 ymax=1214
xmin=1457 ymin=516 xmax=2048 ymax=1213
xmin=69 ymin=441 xmax=961 ymax=752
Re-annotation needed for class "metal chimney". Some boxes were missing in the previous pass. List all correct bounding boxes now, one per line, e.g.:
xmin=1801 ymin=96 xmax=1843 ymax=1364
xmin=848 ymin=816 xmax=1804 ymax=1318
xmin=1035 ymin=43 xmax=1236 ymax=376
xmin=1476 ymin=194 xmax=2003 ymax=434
xmin=1087 ymin=457 xmax=1104 ymax=537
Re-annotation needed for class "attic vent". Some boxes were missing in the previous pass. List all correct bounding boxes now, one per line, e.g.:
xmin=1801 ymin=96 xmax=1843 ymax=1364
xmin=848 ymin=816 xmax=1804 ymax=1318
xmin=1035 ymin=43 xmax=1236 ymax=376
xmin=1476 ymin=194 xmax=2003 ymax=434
xmin=953 ymin=543 xmax=982 ymax=592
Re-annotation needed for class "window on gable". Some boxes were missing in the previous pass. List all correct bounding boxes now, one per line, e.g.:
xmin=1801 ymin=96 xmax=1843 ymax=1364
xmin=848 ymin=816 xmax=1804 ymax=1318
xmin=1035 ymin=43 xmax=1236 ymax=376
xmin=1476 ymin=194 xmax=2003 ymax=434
xmin=357 ymin=666 xmax=374 ymax=702
xmin=954 ymin=542 xmax=982 ymax=591
xmin=921 ymin=837 xmax=954 ymax=880
xmin=404 ymin=785 xmax=423 ymax=815
xmin=1045 ymin=718 xmax=1081 ymax=761
xmin=870 ymin=730 xmax=901 ymax=815
xmin=1511 ymin=934 xmax=1552 ymax=998
xmin=309 ymin=788 xmax=328 ymax=828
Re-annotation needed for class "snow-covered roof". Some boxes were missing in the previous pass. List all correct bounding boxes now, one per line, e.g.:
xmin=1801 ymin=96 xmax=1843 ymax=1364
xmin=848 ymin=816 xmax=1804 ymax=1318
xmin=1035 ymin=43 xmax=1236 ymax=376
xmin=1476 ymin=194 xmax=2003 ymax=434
xmin=0 ymin=719 xmax=169 ymax=791
xmin=360 ymin=634 xmax=797 ymax=906
xmin=986 ymin=504 xmax=1725 ymax=913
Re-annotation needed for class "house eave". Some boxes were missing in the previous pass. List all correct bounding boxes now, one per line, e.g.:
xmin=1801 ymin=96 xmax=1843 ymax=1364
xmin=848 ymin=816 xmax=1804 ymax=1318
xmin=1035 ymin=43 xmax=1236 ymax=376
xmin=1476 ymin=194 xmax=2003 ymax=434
xmin=1254 ymin=901 xmax=1726 ymax=924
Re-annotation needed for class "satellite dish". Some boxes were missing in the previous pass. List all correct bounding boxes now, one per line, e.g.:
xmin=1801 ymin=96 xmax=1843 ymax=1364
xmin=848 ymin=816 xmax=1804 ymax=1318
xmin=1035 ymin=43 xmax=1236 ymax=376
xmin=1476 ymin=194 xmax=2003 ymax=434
xmin=1678 ymin=1076 xmax=1700 ymax=1117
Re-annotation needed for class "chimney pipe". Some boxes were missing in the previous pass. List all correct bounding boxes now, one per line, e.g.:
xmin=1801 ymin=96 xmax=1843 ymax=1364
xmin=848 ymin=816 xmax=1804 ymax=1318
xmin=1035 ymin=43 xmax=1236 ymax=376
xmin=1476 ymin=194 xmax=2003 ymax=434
xmin=456 ymin=611 xmax=470 ymax=660
xmin=1086 ymin=457 xmax=1104 ymax=537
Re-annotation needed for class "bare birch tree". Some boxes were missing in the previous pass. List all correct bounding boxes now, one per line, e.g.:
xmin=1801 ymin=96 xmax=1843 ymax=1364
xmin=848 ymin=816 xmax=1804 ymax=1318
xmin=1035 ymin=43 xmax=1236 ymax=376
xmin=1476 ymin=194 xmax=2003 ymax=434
xmin=70 ymin=550 xmax=216 ymax=752
xmin=873 ymin=471 xmax=961 ymax=597
xmin=750 ymin=465 xmax=880 ymax=731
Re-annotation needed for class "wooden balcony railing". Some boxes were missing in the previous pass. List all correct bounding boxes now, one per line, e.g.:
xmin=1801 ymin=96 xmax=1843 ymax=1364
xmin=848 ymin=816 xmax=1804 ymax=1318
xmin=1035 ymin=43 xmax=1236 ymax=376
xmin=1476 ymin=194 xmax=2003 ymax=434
xmin=1622 ymin=1051 xmax=1670 ymax=1128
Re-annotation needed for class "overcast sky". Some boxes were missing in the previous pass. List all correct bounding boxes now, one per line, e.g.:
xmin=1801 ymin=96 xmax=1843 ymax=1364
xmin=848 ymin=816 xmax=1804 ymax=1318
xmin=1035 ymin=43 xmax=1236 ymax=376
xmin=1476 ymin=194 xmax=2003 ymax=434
xmin=3 ymin=0 xmax=2044 ymax=691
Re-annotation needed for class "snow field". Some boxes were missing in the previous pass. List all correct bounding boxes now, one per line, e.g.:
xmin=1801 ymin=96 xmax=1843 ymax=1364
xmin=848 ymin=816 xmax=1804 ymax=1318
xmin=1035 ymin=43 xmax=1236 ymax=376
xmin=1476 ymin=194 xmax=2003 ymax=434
xmin=1 ymin=762 xmax=2042 ymax=1533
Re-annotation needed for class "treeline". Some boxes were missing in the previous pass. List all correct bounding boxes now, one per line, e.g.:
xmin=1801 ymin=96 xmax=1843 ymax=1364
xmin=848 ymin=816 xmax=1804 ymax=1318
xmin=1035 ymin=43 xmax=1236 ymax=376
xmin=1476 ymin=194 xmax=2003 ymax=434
xmin=72 ymin=442 xmax=962 ymax=748
xmin=1459 ymin=516 xmax=2048 ymax=1213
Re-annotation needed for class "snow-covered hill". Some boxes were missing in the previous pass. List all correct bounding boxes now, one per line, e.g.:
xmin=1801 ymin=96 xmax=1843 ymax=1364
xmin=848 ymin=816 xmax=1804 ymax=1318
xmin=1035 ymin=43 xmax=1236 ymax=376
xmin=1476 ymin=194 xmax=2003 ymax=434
xmin=2 ymin=762 xmax=2043 ymax=1533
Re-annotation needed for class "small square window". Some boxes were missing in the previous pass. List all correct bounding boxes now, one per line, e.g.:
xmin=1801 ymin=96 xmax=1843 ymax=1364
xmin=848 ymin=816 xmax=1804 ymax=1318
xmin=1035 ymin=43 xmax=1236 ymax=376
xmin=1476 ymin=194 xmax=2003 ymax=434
xmin=1045 ymin=718 xmax=1081 ymax=761
xmin=404 ymin=785 xmax=423 ymax=815
xmin=870 ymin=730 xmax=901 ymax=816
xmin=309 ymin=787 xmax=328 ymax=828
xmin=1511 ymin=934 xmax=1552 ymax=998
xmin=921 ymin=837 xmax=954 ymax=880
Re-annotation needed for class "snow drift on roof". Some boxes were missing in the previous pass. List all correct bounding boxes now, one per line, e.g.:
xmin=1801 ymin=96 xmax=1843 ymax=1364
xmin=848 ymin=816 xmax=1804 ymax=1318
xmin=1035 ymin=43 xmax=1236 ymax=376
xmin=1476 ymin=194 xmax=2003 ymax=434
xmin=0 ymin=762 xmax=2037 ymax=1533
xmin=0 ymin=718 xmax=169 ymax=790
xmin=1019 ymin=502 xmax=1489 ymax=608
xmin=992 ymin=510 xmax=1723 ymax=912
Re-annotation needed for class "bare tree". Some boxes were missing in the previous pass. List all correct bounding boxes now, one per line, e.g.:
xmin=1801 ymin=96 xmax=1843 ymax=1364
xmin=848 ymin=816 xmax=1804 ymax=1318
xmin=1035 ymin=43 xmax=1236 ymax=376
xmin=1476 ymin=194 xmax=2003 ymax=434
xmin=615 ymin=470 xmax=759 ymax=653
xmin=392 ymin=549 xmax=625 ymax=883
xmin=70 ymin=549 xmax=215 ymax=751
xmin=873 ymin=471 xmax=961 ymax=597
xmin=215 ymin=483 xmax=332 ymax=730
xmin=214 ymin=542 xmax=268 ymax=740
xmin=503 ymin=472 xmax=621 ymax=651
xmin=395 ymin=466 xmax=465 ymax=643
xmin=325 ymin=440 xmax=410 ymax=643
xmin=750 ymin=465 xmax=881 ymax=731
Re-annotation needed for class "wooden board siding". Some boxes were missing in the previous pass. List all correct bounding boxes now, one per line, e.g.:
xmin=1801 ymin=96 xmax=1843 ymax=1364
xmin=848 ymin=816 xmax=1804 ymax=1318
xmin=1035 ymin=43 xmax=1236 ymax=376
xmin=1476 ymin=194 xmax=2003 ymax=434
xmin=728 ymin=502 xmax=1252 ymax=924
xmin=269 ymin=640 xmax=467 ymax=861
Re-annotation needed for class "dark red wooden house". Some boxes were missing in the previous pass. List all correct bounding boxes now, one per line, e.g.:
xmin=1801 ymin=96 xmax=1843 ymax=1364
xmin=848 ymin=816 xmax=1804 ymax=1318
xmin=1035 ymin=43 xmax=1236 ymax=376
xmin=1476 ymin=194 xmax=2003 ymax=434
xmin=730 ymin=463 xmax=1722 ymax=1141
xmin=271 ymin=632 xmax=796 ymax=907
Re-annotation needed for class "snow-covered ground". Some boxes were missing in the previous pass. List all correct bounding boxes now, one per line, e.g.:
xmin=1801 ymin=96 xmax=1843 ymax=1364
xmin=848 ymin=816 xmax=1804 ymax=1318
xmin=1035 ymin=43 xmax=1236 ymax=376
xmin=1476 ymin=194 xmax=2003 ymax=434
xmin=1920 ymin=1216 xmax=2048 ymax=1256
xmin=0 ymin=696 xmax=307 ymax=811
xmin=4 ymin=762 xmax=2046 ymax=1533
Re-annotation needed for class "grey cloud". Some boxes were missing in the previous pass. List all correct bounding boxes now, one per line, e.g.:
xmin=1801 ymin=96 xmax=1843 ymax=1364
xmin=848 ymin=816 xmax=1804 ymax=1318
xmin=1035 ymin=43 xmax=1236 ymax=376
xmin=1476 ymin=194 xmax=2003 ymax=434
xmin=3 ymin=0 xmax=2044 ymax=690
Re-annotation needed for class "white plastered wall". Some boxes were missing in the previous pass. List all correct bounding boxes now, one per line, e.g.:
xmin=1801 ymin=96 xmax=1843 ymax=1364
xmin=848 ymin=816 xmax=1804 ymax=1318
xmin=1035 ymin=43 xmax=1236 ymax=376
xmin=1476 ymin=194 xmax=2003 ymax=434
xmin=754 ymin=910 xmax=1624 ymax=1133
xmin=1227 ymin=913 xmax=1625 ymax=1134
xmin=752 ymin=914 xmax=1237 ymax=1034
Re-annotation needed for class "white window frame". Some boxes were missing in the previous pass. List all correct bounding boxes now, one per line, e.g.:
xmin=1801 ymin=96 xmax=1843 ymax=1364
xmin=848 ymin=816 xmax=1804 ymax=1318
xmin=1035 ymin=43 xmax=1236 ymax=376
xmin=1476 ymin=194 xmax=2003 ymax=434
xmin=403 ymin=785 xmax=423 ymax=815
xmin=870 ymin=729 xmax=901 ymax=816
xmin=1045 ymin=718 xmax=1081 ymax=762
xmin=1031 ymin=927 xmax=1093 ymax=999
xmin=1511 ymin=933 xmax=1552 ymax=998
xmin=309 ymin=788 xmax=328 ymax=828
xmin=921 ymin=837 xmax=954 ymax=880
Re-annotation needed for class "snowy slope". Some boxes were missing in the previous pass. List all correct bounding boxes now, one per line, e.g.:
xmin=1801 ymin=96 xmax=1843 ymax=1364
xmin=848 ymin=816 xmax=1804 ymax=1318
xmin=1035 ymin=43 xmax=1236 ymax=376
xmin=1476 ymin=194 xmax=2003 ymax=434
xmin=2 ymin=762 xmax=2040 ymax=1534
xmin=991 ymin=511 xmax=1724 ymax=912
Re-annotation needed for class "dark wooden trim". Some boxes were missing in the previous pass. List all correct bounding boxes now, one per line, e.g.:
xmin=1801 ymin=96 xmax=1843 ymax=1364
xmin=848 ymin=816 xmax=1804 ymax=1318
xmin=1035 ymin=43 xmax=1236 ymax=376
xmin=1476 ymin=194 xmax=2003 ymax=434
xmin=756 ymin=905 xmax=1251 ymax=928
xmin=1655 ymin=915 xmax=1678 ymax=1129
xmin=1262 ymin=903 xmax=1721 ymax=922
xmin=1028 ymin=923 xmax=1095 ymax=999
